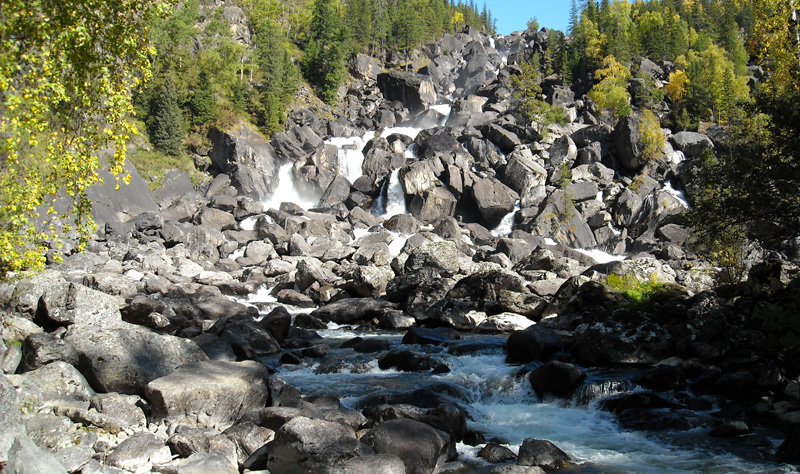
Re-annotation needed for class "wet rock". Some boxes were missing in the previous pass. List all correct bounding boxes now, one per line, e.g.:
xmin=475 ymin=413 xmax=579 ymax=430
xmin=146 ymin=360 xmax=270 ymax=430
xmin=361 ymin=418 xmax=454 ymax=474
xmin=479 ymin=442 xmax=517 ymax=463
xmin=529 ymin=361 xmax=587 ymax=398
xmin=637 ymin=365 xmax=686 ymax=391
xmin=777 ymin=431 xmax=800 ymax=463
xmin=311 ymin=298 xmax=397 ymax=325
xmin=709 ymin=421 xmax=751 ymax=438
xmin=212 ymin=316 xmax=282 ymax=359
xmin=402 ymin=327 xmax=461 ymax=346
xmin=378 ymin=350 xmax=448 ymax=373
xmin=517 ymin=438 xmax=571 ymax=470
xmin=505 ymin=326 xmax=563 ymax=364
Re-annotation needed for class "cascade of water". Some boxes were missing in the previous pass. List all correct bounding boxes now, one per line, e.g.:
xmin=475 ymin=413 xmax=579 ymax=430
xmin=262 ymin=163 xmax=321 ymax=211
xmin=491 ymin=202 xmax=520 ymax=237
xmin=327 ymin=134 xmax=371 ymax=184
xmin=574 ymin=248 xmax=627 ymax=264
xmin=662 ymin=180 xmax=690 ymax=208
xmin=383 ymin=169 xmax=408 ymax=217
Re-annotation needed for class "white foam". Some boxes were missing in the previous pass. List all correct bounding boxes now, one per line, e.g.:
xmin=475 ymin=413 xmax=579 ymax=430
xmin=238 ymin=215 xmax=260 ymax=231
xmin=227 ymin=248 xmax=245 ymax=261
xmin=380 ymin=126 xmax=422 ymax=140
xmin=327 ymin=134 xmax=371 ymax=184
xmin=544 ymin=238 xmax=558 ymax=246
xmin=491 ymin=202 xmax=520 ymax=237
xmin=575 ymin=248 xmax=626 ymax=264
xmin=387 ymin=231 xmax=411 ymax=256
xmin=262 ymin=163 xmax=321 ymax=211
xmin=662 ymin=180 xmax=690 ymax=208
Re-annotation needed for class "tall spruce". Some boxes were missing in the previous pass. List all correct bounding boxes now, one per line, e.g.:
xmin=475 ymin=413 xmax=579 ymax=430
xmin=304 ymin=0 xmax=347 ymax=105
xmin=149 ymin=75 xmax=185 ymax=156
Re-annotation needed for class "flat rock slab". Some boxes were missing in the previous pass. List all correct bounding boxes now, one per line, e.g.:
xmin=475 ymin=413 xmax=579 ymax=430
xmin=146 ymin=360 xmax=270 ymax=431
xmin=65 ymin=321 xmax=208 ymax=395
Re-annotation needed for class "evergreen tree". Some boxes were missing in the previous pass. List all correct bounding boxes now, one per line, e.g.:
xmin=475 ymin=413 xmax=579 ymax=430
xmin=304 ymin=0 xmax=347 ymax=105
xmin=149 ymin=75 xmax=185 ymax=156
xmin=569 ymin=0 xmax=580 ymax=34
xmin=190 ymin=71 xmax=217 ymax=126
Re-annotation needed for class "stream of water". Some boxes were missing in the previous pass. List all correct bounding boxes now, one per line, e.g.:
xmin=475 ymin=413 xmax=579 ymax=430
xmin=242 ymin=106 xmax=796 ymax=473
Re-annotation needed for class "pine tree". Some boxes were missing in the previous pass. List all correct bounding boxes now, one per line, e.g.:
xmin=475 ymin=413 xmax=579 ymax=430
xmin=569 ymin=0 xmax=580 ymax=34
xmin=149 ymin=75 xmax=185 ymax=156
xmin=190 ymin=71 xmax=217 ymax=126
xmin=304 ymin=0 xmax=347 ymax=105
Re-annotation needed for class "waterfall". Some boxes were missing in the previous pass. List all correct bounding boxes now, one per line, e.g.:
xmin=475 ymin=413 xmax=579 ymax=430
xmin=262 ymin=163 xmax=321 ymax=211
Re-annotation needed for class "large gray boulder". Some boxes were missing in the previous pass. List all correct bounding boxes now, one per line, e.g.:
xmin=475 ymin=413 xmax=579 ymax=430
xmin=145 ymin=360 xmax=269 ymax=430
xmin=517 ymin=438 xmax=571 ymax=470
xmin=209 ymin=121 xmax=280 ymax=200
xmin=88 ymin=158 xmax=159 ymax=228
xmin=612 ymin=114 xmax=647 ymax=171
xmin=64 ymin=321 xmax=208 ymax=395
xmin=350 ymin=54 xmax=383 ymax=81
xmin=527 ymin=190 xmax=597 ymax=249
xmin=409 ymin=187 xmax=458 ymax=222
xmin=670 ymin=131 xmax=714 ymax=158
xmin=361 ymin=419 xmax=454 ymax=474
xmin=5 ymin=437 xmax=68 ymax=474
xmin=502 ymin=148 xmax=547 ymax=208
xmin=377 ymin=71 xmax=437 ymax=113
xmin=311 ymin=298 xmax=396 ymax=325
xmin=106 ymin=432 xmax=172 ymax=472
xmin=266 ymin=417 xmax=365 ymax=474
xmin=38 ymin=281 xmax=122 ymax=327
xmin=470 ymin=177 xmax=520 ymax=227
xmin=0 ymin=374 xmax=27 ymax=464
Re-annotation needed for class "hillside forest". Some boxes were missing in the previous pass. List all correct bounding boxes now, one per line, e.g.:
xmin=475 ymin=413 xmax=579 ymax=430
xmin=1 ymin=0 xmax=799 ymax=279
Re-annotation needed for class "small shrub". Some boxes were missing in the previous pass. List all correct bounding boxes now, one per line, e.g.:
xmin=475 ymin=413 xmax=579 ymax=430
xmin=606 ymin=273 xmax=664 ymax=310
xmin=639 ymin=109 xmax=665 ymax=161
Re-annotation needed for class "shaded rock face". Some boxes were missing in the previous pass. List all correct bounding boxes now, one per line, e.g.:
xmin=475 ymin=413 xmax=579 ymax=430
xmin=88 ymin=158 xmax=159 ymax=228
xmin=209 ymin=121 xmax=280 ymax=200
xmin=361 ymin=418 xmax=454 ymax=474
xmin=64 ymin=322 xmax=209 ymax=395
xmin=377 ymin=70 xmax=437 ymax=113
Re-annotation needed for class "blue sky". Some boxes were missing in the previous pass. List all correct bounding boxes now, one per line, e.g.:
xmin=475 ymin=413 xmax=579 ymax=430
xmin=481 ymin=0 xmax=571 ymax=35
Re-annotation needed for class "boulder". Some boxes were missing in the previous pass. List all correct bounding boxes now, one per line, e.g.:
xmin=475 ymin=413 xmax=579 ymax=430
xmin=145 ymin=360 xmax=269 ymax=430
xmin=0 ymin=374 xmax=26 ymax=463
xmin=470 ymin=177 xmax=520 ymax=227
xmin=502 ymin=148 xmax=547 ymax=208
xmin=529 ymin=361 xmax=587 ymax=398
xmin=15 ymin=361 xmax=95 ymax=405
xmin=64 ymin=321 xmax=209 ymax=395
xmin=5 ymin=437 xmax=68 ymax=474
xmin=482 ymin=123 xmax=522 ymax=154
xmin=505 ymin=326 xmax=563 ymax=364
xmin=38 ymin=281 xmax=121 ymax=327
xmin=323 ymin=454 xmax=406 ymax=474
xmin=208 ymin=121 xmax=280 ymax=200
xmin=20 ymin=332 xmax=79 ymax=371
xmin=409 ymin=187 xmax=458 ymax=222
xmin=361 ymin=419 xmax=454 ymax=474
xmin=377 ymin=71 xmax=437 ymax=113
xmin=266 ymin=416 xmax=365 ymax=474
xmin=670 ymin=131 xmax=713 ymax=158
xmin=350 ymin=54 xmax=383 ymax=81
xmin=612 ymin=114 xmax=648 ymax=171
xmin=404 ymin=240 xmax=465 ymax=278
xmin=106 ymin=432 xmax=172 ymax=472
xmin=311 ymin=298 xmax=396 ymax=324
xmin=517 ymin=438 xmax=571 ymax=470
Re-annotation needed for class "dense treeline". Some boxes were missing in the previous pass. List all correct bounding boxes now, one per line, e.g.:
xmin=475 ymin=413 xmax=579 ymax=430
xmin=547 ymin=0 xmax=799 ymax=270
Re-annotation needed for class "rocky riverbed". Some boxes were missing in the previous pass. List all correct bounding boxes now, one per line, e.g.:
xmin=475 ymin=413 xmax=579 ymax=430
xmin=2 ymin=25 xmax=800 ymax=474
